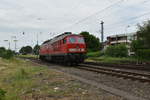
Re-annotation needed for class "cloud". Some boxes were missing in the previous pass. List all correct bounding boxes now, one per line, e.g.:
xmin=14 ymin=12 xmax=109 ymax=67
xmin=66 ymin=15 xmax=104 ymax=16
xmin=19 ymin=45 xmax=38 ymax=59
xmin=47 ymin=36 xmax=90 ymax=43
xmin=0 ymin=0 xmax=150 ymax=50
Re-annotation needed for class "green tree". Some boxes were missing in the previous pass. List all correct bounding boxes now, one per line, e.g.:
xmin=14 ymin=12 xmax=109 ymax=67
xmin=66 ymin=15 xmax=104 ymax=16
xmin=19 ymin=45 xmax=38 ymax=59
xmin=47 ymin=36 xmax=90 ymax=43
xmin=0 ymin=47 xmax=6 ymax=57
xmin=19 ymin=46 xmax=32 ymax=55
xmin=0 ymin=47 xmax=14 ymax=59
xmin=80 ymin=31 xmax=102 ymax=51
xmin=136 ymin=20 xmax=150 ymax=49
xmin=131 ymin=20 xmax=150 ymax=60
xmin=3 ymin=50 xmax=14 ymax=59
xmin=0 ymin=88 xmax=6 ymax=100
xmin=105 ymin=44 xmax=128 ymax=57
xmin=19 ymin=47 xmax=25 ymax=54
xmin=131 ymin=40 xmax=144 ymax=53
xmin=33 ymin=45 xmax=40 ymax=55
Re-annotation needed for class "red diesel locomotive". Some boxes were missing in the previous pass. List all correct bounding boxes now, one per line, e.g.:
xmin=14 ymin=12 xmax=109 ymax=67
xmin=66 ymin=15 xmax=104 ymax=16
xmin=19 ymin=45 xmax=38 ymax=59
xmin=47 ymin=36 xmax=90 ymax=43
xmin=39 ymin=32 xmax=86 ymax=64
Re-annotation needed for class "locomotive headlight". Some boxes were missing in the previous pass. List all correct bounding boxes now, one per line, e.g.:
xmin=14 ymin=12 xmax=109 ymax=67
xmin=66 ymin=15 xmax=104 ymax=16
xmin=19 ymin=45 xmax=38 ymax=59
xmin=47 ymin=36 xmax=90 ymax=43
xmin=81 ymin=48 xmax=85 ymax=52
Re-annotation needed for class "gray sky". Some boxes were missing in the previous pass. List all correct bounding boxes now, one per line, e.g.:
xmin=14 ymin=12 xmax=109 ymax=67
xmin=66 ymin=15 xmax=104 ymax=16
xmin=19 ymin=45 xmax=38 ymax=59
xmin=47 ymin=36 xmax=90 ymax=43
xmin=0 ymin=0 xmax=150 ymax=51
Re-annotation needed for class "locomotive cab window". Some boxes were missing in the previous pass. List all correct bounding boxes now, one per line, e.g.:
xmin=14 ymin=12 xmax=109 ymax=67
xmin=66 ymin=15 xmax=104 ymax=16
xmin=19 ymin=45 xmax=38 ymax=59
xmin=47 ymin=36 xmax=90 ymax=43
xmin=69 ymin=37 xmax=76 ymax=43
xmin=63 ymin=39 xmax=66 ymax=44
xmin=78 ymin=37 xmax=85 ymax=43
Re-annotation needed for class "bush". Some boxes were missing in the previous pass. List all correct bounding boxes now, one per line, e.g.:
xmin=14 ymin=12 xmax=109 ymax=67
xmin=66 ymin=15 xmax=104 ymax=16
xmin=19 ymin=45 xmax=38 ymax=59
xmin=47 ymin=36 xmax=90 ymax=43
xmin=2 ymin=50 xmax=14 ymax=59
xmin=86 ymin=51 xmax=104 ymax=57
xmin=131 ymin=40 xmax=150 ymax=60
xmin=136 ymin=49 xmax=150 ymax=60
xmin=0 ymin=88 xmax=6 ymax=100
xmin=0 ymin=47 xmax=6 ymax=57
xmin=0 ymin=47 xmax=14 ymax=59
xmin=105 ymin=44 xmax=128 ymax=57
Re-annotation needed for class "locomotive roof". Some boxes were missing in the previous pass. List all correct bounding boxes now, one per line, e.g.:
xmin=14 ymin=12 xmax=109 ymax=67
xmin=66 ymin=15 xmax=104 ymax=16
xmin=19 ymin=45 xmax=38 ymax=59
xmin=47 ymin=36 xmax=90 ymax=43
xmin=42 ymin=32 xmax=82 ymax=45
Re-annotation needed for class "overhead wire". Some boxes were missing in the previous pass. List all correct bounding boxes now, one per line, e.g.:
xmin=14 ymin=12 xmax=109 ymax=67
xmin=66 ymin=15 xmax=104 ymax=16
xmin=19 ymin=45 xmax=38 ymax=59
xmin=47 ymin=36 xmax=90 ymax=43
xmin=87 ymin=0 xmax=150 ymax=37
xmin=62 ymin=1 xmax=82 ymax=17
xmin=101 ymin=0 xmax=150 ymax=32
xmin=142 ymin=0 xmax=150 ymax=4
xmin=59 ymin=0 xmax=125 ymax=32
xmin=58 ymin=0 xmax=150 ymax=36
xmin=105 ymin=11 xmax=150 ymax=30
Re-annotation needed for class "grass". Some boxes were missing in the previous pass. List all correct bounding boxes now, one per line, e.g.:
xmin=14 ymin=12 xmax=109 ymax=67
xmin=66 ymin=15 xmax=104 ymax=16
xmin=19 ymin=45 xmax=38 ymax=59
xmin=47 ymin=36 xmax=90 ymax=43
xmin=86 ymin=56 xmax=137 ymax=64
xmin=86 ymin=51 xmax=103 ymax=57
xmin=18 ymin=54 xmax=38 ymax=59
xmin=86 ymin=51 xmax=139 ymax=64
xmin=0 ymin=58 xmax=77 ymax=99
xmin=0 ymin=58 xmax=48 ymax=100
xmin=0 ymin=57 xmax=122 ymax=100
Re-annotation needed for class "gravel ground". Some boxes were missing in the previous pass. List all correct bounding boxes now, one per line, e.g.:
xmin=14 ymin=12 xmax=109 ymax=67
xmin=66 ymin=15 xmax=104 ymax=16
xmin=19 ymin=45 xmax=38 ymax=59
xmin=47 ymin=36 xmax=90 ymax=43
xmin=83 ymin=63 xmax=150 ymax=75
xmin=43 ymin=62 xmax=150 ymax=100
xmin=0 ymin=58 xmax=124 ymax=100
xmin=96 ymin=66 xmax=150 ymax=75
xmin=27 ymin=59 xmax=150 ymax=100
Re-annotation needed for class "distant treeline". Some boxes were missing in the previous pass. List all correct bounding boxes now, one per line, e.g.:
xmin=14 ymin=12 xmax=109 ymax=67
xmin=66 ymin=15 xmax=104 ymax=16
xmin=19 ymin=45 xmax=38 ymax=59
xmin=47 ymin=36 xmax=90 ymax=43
xmin=19 ymin=45 xmax=40 ymax=55
xmin=0 ymin=47 xmax=14 ymax=59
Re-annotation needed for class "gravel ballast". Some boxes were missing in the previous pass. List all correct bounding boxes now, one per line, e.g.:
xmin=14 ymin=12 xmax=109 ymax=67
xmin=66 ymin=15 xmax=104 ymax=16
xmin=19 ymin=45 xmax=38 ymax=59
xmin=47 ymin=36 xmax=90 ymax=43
xmin=27 ymin=58 xmax=150 ymax=100
xmin=44 ymin=63 xmax=150 ymax=100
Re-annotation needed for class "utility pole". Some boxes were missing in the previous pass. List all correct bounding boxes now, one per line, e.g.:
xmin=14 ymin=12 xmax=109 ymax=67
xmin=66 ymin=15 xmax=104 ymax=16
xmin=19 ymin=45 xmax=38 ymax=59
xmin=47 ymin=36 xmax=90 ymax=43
xmin=37 ymin=33 xmax=39 ymax=45
xmin=37 ymin=32 xmax=42 ymax=46
xmin=4 ymin=40 xmax=10 ymax=49
xmin=12 ymin=36 xmax=18 ymax=52
xmin=14 ymin=40 xmax=18 ymax=52
xmin=100 ymin=21 xmax=104 ymax=50
xmin=100 ymin=21 xmax=104 ymax=43
xmin=8 ymin=42 xmax=10 ymax=49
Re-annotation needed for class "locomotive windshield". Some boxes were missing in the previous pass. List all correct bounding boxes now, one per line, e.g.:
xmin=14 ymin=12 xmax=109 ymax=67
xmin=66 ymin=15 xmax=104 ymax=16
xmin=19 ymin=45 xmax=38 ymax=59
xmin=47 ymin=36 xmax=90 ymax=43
xmin=68 ymin=36 xmax=85 ymax=43
xmin=78 ymin=37 xmax=85 ymax=43
xmin=69 ymin=37 xmax=76 ymax=43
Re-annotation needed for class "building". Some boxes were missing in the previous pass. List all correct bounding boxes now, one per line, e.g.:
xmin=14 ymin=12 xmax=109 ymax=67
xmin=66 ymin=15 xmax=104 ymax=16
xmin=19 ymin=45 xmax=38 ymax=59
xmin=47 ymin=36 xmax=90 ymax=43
xmin=104 ymin=33 xmax=137 ymax=56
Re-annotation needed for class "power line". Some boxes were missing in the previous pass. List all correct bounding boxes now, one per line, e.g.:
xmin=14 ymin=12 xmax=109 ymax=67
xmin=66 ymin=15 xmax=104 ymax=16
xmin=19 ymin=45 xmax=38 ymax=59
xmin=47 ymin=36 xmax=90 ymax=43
xmin=63 ymin=1 xmax=82 ymax=17
xmin=142 ymin=0 xmax=150 ymax=4
xmin=105 ymin=18 xmax=150 ymax=32
xmin=105 ymin=11 xmax=150 ymax=29
xmin=60 ymin=0 xmax=125 ymax=32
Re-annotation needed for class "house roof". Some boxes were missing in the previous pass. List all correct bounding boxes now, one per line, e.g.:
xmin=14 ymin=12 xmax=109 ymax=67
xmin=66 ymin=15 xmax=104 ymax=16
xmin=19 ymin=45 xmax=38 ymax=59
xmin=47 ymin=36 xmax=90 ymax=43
xmin=107 ymin=32 xmax=136 ymax=38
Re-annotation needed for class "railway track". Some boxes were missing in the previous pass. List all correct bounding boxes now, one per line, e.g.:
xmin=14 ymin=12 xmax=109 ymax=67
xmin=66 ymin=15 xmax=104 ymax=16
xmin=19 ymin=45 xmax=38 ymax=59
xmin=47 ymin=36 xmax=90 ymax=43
xmin=19 ymin=57 xmax=150 ymax=100
xmin=78 ymin=64 xmax=150 ymax=83
xmin=20 ymin=57 xmax=150 ymax=83
xmin=84 ymin=62 xmax=150 ymax=71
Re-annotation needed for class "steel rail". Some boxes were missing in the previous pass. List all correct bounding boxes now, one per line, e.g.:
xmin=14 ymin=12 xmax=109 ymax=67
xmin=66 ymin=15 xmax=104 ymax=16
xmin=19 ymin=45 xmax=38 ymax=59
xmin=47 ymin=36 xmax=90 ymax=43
xmin=78 ymin=64 xmax=150 ymax=83
xmin=19 ymin=57 xmax=150 ymax=83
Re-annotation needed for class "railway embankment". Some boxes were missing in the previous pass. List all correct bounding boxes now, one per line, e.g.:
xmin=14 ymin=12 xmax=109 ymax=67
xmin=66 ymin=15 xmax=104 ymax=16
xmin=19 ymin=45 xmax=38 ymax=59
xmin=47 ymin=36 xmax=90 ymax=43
xmin=0 ymin=57 xmax=122 ymax=100
xmin=85 ymin=56 xmax=150 ymax=70
xmin=17 ymin=55 xmax=150 ymax=100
